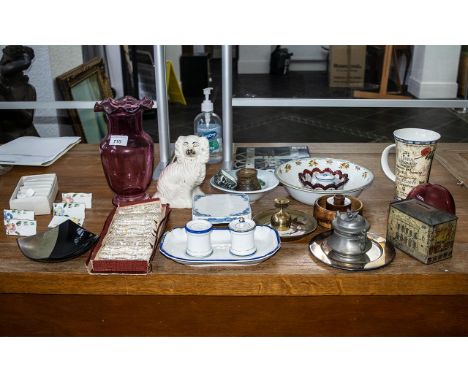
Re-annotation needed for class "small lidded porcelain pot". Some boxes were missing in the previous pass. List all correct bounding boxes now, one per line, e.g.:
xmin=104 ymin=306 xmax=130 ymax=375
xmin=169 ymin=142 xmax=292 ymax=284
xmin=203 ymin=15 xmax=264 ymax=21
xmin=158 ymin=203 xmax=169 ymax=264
xmin=185 ymin=220 xmax=213 ymax=258
xmin=228 ymin=217 xmax=257 ymax=256
xmin=298 ymin=168 xmax=349 ymax=190
xmin=314 ymin=171 xmax=336 ymax=186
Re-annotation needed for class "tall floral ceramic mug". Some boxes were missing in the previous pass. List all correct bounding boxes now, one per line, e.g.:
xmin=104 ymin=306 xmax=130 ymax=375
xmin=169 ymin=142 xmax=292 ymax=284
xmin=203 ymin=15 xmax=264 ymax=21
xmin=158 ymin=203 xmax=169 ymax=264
xmin=381 ymin=128 xmax=441 ymax=200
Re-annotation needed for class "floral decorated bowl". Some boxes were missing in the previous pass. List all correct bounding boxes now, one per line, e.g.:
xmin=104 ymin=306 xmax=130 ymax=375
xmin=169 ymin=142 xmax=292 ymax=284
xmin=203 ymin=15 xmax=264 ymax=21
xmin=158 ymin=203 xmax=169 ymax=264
xmin=210 ymin=169 xmax=279 ymax=203
xmin=275 ymin=158 xmax=374 ymax=205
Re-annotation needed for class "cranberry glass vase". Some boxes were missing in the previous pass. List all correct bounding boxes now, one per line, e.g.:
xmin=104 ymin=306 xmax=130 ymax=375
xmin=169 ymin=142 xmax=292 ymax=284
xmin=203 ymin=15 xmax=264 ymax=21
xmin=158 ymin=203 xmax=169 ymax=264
xmin=94 ymin=96 xmax=154 ymax=206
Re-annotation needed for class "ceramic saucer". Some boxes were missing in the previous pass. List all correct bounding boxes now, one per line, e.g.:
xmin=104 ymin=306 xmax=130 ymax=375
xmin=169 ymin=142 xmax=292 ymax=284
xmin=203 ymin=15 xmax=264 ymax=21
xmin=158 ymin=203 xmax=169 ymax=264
xmin=309 ymin=231 xmax=395 ymax=271
xmin=210 ymin=169 xmax=279 ymax=202
xmin=254 ymin=208 xmax=317 ymax=241
xmin=192 ymin=194 xmax=252 ymax=224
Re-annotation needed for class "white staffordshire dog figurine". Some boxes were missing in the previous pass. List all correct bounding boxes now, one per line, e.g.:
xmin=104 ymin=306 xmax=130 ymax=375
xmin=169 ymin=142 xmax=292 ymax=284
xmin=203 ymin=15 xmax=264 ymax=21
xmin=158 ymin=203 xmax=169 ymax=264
xmin=154 ymin=135 xmax=209 ymax=208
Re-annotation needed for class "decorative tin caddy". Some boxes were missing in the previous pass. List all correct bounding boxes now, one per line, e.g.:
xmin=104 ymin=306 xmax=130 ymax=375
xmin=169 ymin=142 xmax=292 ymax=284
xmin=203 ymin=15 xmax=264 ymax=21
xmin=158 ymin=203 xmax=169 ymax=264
xmin=386 ymin=199 xmax=457 ymax=264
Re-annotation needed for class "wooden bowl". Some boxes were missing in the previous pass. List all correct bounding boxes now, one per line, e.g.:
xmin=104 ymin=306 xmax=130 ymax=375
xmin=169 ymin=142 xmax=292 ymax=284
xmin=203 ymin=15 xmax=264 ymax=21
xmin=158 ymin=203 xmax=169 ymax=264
xmin=313 ymin=194 xmax=364 ymax=229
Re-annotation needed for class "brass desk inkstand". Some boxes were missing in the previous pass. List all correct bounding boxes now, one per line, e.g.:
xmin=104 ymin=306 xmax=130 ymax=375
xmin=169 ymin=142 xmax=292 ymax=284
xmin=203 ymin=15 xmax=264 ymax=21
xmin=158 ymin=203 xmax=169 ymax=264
xmin=326 ymin=211 xmax=372 ymax=266
xmin=309 ymin=210 xmax=396 ymax=271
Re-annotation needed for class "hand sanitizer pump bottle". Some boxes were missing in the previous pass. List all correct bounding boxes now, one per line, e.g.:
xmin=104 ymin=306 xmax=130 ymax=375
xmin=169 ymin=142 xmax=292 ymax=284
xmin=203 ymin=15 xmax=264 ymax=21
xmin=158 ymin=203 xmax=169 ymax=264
xmin=194 ymin=87 xmax=223 ymax=164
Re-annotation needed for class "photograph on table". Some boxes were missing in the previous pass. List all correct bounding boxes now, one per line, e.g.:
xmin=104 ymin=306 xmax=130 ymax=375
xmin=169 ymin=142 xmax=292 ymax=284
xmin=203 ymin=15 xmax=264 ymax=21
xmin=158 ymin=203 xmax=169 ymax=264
xmin=233 ymin=146 xmax=310 ymax=170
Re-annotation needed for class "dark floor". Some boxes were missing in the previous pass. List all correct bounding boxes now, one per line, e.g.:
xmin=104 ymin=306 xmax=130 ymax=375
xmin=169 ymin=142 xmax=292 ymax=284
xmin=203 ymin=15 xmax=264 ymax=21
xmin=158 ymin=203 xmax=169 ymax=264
xmin=143 ymin=62 xmax=468 ymax=144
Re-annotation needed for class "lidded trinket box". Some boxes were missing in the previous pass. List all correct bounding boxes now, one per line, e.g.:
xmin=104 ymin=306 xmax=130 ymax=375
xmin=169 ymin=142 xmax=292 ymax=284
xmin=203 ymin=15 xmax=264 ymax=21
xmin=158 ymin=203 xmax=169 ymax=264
xmin=386 ymin=199 xmax=457 ymax=264
xmin=298 ymin=168 xmax=349 ymax=190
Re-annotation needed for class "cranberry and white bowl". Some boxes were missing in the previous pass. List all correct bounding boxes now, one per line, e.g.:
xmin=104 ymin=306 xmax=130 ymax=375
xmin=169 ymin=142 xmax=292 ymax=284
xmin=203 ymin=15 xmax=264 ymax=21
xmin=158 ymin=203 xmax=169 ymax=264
xmin=274 ymin=158 xmax=374 ymax=205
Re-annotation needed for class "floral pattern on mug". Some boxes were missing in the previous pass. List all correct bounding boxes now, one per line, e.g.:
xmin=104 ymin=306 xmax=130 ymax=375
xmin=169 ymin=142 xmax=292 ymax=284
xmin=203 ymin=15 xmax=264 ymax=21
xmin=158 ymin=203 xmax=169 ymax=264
xmin=420 ymin=147 xmax=434 ymax=160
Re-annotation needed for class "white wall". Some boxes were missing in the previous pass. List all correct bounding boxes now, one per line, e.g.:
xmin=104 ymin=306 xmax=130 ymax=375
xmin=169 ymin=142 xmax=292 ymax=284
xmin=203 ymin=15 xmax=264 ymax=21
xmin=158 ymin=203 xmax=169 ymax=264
xmin=28 ymin=45 xmax=59 ymax=137
xmin=408 ymin=45 xmax=461 ymax=99
xmin=48 ymin=46 xmax=83 ymax=80
xmin=284 ymin=45 xmax=328 ymax=71
xmin=105 ymin=45 xmax=124 ymax=98
xmin=48 ymin=46 xmax=83 ymax=136
xmin=238 ymin=46 xmax=273 ymax=74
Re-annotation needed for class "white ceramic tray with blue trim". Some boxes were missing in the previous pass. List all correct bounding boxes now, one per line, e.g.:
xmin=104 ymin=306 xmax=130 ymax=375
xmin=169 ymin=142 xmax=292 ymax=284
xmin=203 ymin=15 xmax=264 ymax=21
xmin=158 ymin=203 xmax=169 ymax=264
xmin=159 ymin=226 xmax=280 ymax=266
xmin=192 ymin=194 xmax=251 ymax=224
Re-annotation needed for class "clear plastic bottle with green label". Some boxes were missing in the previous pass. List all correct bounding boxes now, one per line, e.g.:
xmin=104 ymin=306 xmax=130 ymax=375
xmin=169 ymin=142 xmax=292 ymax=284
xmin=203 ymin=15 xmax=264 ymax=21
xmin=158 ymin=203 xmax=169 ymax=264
xmin=194 ymin=87 xmax=223 ymax=164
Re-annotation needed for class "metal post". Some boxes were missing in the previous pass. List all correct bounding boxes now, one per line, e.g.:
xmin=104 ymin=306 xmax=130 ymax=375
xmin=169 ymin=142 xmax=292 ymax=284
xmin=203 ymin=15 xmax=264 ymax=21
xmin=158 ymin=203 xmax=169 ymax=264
xmin=461 ymin=73 xmax=468 ymax=113
xmin=153 ymin=45 xmax=171 ymax=179
xmin=222 ymin=45 xmax=233 ymax=170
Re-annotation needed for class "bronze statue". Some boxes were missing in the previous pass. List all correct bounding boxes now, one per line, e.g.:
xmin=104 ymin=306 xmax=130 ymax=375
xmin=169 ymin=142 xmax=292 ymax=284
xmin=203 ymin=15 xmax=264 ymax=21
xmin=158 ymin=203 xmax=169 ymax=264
xmin=0 ymin=45 xmax=38 ymax=143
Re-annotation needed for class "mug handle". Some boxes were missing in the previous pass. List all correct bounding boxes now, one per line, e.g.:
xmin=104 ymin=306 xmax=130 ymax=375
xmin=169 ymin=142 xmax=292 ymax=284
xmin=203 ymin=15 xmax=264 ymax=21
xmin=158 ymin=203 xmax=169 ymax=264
xmin=381 ymin=144 xmax=396 ymax=182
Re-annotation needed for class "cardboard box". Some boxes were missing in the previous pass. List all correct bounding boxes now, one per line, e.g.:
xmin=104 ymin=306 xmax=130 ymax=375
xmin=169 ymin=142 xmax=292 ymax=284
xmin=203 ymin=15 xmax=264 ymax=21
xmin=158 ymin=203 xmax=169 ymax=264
xmin=87 ymin=199 xmax=170 ymax=274
xmin=9 ymin=174 xmax=58 ymax=215
xmin=329 ymin=45 xmax=366 ymax=88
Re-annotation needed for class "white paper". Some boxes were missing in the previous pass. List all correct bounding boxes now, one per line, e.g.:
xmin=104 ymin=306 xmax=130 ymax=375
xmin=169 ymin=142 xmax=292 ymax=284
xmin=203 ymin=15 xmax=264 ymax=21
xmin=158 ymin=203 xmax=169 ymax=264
xmin=62 ymin=193 xmax=92 ymax=209
xmin=4 ymin=209 xmax=35 ymax=221
xmin=4 ymin=219 xmax=37 ymax=236
xmin=53 ymin=202 xmax=85 ymax=219
xmin=48 ymin=215 xmax=84 ymax=228
xmin=0 ymin=136 xmax=81 ymax=166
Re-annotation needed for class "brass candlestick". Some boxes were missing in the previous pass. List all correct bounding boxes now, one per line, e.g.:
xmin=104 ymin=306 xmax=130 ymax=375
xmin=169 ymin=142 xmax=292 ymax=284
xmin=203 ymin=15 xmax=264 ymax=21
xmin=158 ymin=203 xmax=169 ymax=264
xmin=271 ymin=197 xmax=292 ymax=231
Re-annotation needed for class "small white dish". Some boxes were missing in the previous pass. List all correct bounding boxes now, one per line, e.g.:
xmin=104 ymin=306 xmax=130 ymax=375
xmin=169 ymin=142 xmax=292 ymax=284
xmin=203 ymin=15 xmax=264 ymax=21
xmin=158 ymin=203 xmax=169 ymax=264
xmin=159 ymin=225 xmax=280 ymax=266
xmin=275 ymin=158 xmax=374 ymax=206
xmin=210 ymin=169 xmax=279 ymax=202
xmin=192 ymin=194 xmax=252 ymax=224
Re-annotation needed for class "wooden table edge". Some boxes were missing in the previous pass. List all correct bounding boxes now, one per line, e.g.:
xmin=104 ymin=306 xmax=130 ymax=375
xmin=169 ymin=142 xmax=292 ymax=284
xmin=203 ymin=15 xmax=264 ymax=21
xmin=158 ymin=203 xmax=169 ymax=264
xmin=1 ymin=272 xmax=467 ymax=296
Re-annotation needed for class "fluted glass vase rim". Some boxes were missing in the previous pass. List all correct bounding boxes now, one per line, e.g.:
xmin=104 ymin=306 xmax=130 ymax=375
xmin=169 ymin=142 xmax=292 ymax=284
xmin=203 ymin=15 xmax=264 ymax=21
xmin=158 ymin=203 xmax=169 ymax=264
xmin=94 ymin=96 xmax=153 ymax=115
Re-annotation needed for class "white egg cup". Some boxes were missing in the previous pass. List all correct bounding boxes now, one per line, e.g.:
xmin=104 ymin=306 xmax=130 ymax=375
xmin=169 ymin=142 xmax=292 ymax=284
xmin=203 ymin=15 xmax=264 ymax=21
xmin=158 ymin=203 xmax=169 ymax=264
xmin=185 ymin=220 xmax=213 ymax=258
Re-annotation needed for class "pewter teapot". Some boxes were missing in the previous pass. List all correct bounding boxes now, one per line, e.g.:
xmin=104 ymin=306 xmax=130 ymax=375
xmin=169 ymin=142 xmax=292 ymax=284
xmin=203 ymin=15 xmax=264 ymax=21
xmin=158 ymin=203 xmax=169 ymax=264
xmin=327 ymin=211 xmax=371 ymax=263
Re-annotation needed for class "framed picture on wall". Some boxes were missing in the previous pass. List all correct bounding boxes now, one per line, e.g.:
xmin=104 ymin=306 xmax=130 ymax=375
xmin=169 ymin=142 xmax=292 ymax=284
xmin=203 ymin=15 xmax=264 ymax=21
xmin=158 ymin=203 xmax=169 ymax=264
xmin=56 ymin=57 xmax=113 ymax=143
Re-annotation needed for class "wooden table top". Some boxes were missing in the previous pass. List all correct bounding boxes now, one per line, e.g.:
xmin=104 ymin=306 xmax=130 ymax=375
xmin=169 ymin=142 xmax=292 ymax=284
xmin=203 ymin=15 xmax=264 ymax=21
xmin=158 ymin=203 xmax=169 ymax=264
xmin=1 ymin=143 xmax=467 ymax=297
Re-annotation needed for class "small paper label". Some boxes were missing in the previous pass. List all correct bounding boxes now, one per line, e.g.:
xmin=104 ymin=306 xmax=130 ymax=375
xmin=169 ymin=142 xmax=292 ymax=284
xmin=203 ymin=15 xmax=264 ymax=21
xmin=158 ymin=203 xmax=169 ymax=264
xmin=4 ymin=219 xmax=37 ymax=236
xmin=62 ymin=193 xmax=92 ymax=209
xmin=48 ymin=215 xmax=84 ymax=228
xmin=4 ymin=209 xmax=35 ymax=222
xmin=109 ymin=135 xmax=128 ymax=146
xmin=53 ymin=202 xmax=86 ymax=219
